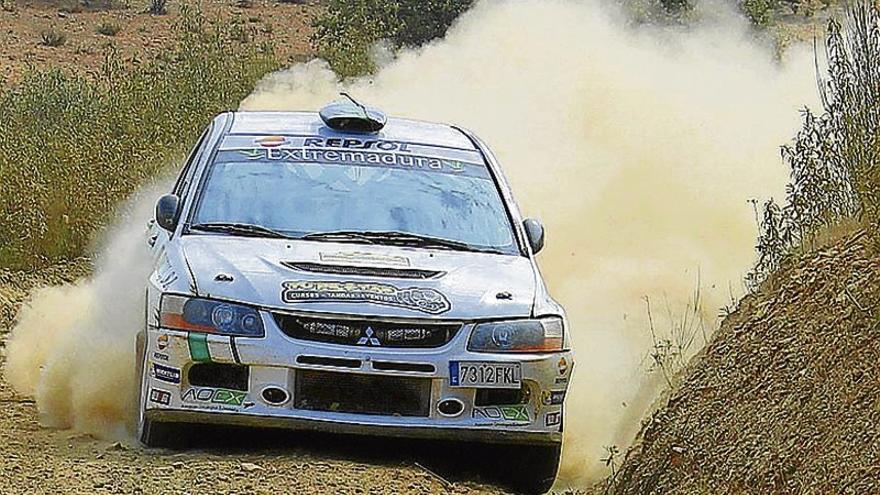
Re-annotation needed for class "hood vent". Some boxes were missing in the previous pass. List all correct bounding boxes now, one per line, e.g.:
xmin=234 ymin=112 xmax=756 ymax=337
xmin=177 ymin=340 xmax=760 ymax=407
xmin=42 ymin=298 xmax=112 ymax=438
xmin=282 ymin=261 xmax=443 ymax=280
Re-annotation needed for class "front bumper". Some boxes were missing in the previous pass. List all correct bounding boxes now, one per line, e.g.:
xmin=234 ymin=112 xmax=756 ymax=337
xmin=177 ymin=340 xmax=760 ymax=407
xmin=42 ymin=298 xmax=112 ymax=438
xmin=141 ymin=316 xmax=573 ymax=446
xmin=146 ymin=409 xmax=561 ymax=445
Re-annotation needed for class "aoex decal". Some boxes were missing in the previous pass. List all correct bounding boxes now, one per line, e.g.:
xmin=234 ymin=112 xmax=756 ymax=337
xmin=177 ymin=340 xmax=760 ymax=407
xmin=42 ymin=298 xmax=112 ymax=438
xmin=281 ymin=280 xmax=451 ymax=315
xmin=472 ymin=405 xmax=530 ymax=422
xmin=182 ymin=388 xmax=247 ymax=406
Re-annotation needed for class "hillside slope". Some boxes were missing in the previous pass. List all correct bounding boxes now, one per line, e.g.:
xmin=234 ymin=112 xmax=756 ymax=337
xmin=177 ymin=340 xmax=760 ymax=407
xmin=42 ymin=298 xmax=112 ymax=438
xmin=611 ymin=228 xmax=880 ymax=494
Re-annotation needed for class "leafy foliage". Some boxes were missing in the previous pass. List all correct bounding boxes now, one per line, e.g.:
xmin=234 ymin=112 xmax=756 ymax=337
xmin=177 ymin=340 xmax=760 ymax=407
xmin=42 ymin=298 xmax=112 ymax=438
xmin=311 ymin=0 xmax=473 ymax=78
xmin=0 ymin=6 xmax=280 ymax=269
xmin=741 ymin=0 xmax=777 ymax=27
xmin=749 ymin=2 xmax=880 ymax=285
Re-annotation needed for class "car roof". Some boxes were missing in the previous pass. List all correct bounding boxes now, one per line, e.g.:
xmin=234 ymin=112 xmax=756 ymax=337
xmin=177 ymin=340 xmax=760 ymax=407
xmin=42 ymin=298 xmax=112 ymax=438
xmin=227 ymin=111 xmax=478 ymax=151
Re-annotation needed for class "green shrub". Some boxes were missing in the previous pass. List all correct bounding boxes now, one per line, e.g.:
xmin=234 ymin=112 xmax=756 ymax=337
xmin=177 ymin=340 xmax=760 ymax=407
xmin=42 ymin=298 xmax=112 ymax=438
xmin=0 ymin=6 xmax=280 ymax=269
xmin=311 ymin=0 xmax=473 ymax=78
xmin=741 ymin=0 xmax=777 ymax=27
xmin=749 ymin=1 xmax=880 ymax=285
xmin=40 ymin=29 xmax=66 ymax=47
xmin=95 ymin=21 xmax=122 ymax=36
xmin=394 ymin=0 xmax=474 ymax=47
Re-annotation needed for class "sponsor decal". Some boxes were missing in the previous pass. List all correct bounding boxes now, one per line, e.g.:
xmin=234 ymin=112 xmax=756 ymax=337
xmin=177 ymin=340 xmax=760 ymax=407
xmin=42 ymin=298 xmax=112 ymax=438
xmin=255 ymin=135 xmax=288 ymax=148
xmin=238 ymin=147 xmax=467 ymax=175
xmin=302 ymin=137 xmax=412 ymax=152
xmin=541 ymin=390 xmax=566 ymax=406
xmin=149 ymin=389 xmax=171 ymax=406
xmin=182 ymin=388 xmax=247 ymax=406
xmin=545 ymin=411 xmax=562 ymax=427
xmin=557 ymin=357 xmax=569 ymax=376
xmin=152 ymin=363 xmax=181 ymax=384
xmin=152 ymin=352 xmax=170 ymax=362
xmin=157 ymin=333 xmax=169 ymax=350
xmin=281 ymin=280 xmax=451 ymax=315
xmin=555 ymin=376 xmax=569 ymax=385
xmin=319 ymin=251 xmax=410 ymax=267
xmin=472 ymin=405 xmax=530 ymax=422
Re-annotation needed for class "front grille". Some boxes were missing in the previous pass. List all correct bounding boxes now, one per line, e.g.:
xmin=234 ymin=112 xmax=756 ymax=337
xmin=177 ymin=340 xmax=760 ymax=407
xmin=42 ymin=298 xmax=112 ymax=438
xmin=282 ymin=262 xmax=443 ymax=279
xmin=294 ymin=370 xmax=430 ymax=417
xmin=275 ymin=314 xmax=461 ymax=348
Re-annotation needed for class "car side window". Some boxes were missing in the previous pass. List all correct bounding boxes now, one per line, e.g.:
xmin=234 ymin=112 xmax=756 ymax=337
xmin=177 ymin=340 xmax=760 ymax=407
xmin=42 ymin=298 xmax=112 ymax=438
xmin=172 ymin=125 xmax=211 ymax=198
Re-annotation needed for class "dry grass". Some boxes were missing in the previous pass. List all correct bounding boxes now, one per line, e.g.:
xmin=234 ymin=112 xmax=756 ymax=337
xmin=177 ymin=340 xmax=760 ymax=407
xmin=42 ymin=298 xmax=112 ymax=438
xmin=751 ymin=1 xmax=880 ymax=286
xmin=0 ymin=5 xmax=281 ymax=269
xmin=39 ymin=29 xmax=67 ymax=47
xmin=95 ymin=21 xmax=122 ymax=36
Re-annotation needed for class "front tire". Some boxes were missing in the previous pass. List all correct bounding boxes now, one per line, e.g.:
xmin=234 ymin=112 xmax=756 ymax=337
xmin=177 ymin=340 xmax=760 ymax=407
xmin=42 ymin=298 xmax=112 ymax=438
xmin=501 ymin=443 xmax=562 ymax=494
xmin=139 ymin=417 xmax=185 ymax=448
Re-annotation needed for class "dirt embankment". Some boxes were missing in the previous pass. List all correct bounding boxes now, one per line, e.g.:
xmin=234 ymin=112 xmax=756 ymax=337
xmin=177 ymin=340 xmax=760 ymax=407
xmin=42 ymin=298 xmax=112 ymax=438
xmin=611 ymin=228 xmax=880 ymax=494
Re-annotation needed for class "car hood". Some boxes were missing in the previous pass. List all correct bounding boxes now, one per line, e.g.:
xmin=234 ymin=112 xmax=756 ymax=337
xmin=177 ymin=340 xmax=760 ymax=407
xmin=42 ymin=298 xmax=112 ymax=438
xmin=180 ymin=236 xmax=536 ymax=320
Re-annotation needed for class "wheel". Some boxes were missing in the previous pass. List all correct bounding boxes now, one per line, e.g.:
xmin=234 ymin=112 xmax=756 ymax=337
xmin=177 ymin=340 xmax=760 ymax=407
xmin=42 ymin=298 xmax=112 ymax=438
xmin=139 ymin=417 xmax=185 ymax=448
xmin=500 ymin=443 xmax=562 ymax=494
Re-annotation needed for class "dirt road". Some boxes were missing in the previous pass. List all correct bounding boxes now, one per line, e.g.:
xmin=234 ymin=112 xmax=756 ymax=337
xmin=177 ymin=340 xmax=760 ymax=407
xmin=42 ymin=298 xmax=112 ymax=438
xmin=0 ymin=355 xmax=513 ymax=495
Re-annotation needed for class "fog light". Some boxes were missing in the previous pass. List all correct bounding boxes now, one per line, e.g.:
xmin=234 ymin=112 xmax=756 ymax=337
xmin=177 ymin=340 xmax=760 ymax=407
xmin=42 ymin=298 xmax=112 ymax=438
xmin=261 ymin=386 xmax=289 ymax=405
xmin=437 ymin=398 xmax=464 ymax=417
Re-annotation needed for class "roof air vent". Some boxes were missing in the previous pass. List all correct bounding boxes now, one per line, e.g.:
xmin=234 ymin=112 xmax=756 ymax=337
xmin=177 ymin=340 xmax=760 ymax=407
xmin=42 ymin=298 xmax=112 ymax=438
xmin=319 ymin=93 xmax=386 ymax=133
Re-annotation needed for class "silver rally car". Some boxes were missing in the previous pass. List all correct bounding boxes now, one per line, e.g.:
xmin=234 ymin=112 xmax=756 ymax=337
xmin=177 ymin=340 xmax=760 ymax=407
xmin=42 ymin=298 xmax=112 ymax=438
xmin=138 ymin=99 xmax=573 ymax=493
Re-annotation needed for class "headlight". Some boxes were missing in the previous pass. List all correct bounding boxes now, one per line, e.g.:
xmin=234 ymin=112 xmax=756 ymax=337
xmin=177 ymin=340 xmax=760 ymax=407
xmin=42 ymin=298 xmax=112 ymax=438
xmin=160 ymin=294 xmax=264 ymax=337
xmin=467 ymin=317 xmax=565 ymax=353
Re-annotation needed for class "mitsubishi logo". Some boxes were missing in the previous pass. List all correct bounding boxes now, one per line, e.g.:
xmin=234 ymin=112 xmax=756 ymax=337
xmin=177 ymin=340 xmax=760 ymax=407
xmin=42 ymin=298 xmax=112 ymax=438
xmin=357 ymin=326 xmax=381 ymax=346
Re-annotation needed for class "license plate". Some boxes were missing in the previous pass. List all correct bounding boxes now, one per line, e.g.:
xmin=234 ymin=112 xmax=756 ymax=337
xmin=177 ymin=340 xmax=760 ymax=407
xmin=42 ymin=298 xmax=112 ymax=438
xmin=449 ymin=361 xmax=521 ymax=388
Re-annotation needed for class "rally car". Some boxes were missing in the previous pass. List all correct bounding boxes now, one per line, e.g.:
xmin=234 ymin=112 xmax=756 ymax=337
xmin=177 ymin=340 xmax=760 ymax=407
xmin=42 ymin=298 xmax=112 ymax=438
xmin=138 ymin=98 xmax=574 ymax=493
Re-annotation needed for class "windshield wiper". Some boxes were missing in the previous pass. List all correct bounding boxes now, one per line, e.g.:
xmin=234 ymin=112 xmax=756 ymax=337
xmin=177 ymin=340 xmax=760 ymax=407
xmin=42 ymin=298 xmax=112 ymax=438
xmin=190 ymin=222 xmax=292 ymax=239
xmin=302 ymin=230 xmax=503 ymax=254
xmin=300 ymin=231 xmax=377 ymax=244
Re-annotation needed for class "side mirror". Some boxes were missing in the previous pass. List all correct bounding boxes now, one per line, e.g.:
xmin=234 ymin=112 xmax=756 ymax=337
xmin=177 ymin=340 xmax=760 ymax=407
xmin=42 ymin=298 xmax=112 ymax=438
xmin=523 ymin=218 xmax=545 ymax=254
xmin=156 ymin=194 xmax=180 ymax=232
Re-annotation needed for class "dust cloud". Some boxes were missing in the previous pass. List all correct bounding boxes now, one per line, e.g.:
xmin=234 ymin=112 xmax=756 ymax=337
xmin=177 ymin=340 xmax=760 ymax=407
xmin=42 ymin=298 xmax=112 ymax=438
xmin=3 ymin=184 xmax=165 ymax=440
xmin=3 ymin=0 xmax=815 ymax=486
xmin=242 ymin=0 xmax=815 ymax=484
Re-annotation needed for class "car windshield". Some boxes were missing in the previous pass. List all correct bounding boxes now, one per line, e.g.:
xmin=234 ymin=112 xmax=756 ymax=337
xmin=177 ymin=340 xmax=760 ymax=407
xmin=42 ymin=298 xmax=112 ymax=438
xmin=191 ymin=146 xmax=518 ymax=254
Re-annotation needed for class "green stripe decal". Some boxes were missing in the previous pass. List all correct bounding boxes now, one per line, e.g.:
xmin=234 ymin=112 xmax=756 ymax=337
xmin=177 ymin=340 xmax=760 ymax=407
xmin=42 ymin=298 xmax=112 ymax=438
xmin=188 ymin=333 xmax=211 ymax=362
